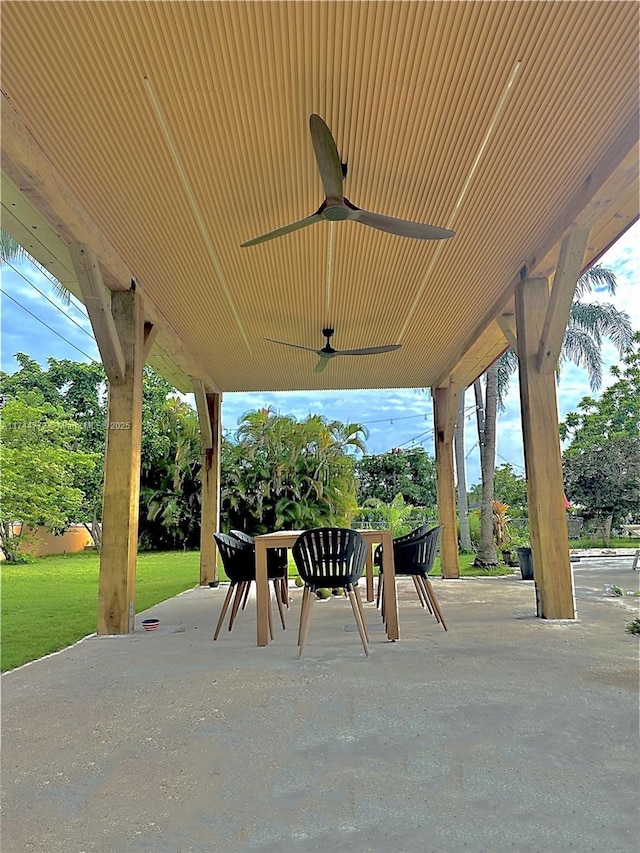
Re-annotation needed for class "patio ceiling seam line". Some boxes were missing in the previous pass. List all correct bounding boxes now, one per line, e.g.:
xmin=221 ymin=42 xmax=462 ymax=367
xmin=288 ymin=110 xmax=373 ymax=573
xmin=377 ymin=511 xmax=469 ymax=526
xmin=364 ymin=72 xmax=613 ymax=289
xmin=397 ymin=59 xmax=522 ymax=344
xmin=143 ymin=75 xmax=252 ymax=355
xmin=325 ymin=221 xmax=335 ymax=320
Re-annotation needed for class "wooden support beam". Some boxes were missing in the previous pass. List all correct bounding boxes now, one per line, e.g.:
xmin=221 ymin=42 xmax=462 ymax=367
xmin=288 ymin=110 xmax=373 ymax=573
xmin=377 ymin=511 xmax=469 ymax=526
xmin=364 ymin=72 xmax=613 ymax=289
xmin=198 ymin=391 xmax=221 ymax=586
xmin=515 ymin=278 xmax=576 ymax=620
xmin=193 ymin=380 xmax=213 ymax=449
xmin=497 ymin=313 xmax=518 ymax=355
xmin=433 ymin=383 xmax=460 ymax=579
xmin=97 ymin=289 xmax=144 ymax=634
xmin=142 ymin=321 xmax=158 ymax=362
xmin=536 ymin=229 xmax=589 ymax=373
xmin=70 ymin=243 xmax=126 ymax=382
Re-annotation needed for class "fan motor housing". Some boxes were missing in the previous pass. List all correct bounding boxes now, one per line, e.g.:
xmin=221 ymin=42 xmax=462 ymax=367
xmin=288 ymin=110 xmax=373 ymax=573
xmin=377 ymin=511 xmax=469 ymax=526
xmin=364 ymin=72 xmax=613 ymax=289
xmin=323 ymin=206 xmax=350 ymax=221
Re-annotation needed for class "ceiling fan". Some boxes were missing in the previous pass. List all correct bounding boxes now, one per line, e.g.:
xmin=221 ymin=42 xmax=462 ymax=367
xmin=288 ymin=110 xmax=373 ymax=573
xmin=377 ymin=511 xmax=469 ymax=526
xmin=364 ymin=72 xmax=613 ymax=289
xmin=265 ymin=326 xmax=401 ymax=373
xmin=241 ymin=114 xmax=455 ymax=246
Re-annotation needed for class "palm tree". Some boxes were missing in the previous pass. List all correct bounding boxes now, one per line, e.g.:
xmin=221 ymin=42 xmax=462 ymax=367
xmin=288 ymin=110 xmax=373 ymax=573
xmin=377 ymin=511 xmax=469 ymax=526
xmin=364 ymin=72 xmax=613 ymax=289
xmin=1 ymin=229 xmax=70 ymax=303
xmin=224 ymin=408 xmax=367 ymax=532
xmin=472 ymin=263 xmax=633 ymax=565
xmin=454 ymin=394 xmax=473 ymax=551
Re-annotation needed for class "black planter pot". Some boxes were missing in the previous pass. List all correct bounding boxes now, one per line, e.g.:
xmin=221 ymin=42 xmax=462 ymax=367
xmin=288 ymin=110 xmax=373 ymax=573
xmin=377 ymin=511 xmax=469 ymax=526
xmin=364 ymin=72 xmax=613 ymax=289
xmin=517 ymin=546 xmax=534 ymax=580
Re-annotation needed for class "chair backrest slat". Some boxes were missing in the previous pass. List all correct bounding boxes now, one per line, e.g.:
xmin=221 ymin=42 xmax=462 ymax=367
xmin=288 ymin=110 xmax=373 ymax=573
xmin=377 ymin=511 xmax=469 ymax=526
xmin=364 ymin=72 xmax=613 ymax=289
xmin=230 ymin=529 xmax=254 ymax=545
xmin=393 ymin=525 xmax=442 ymax=575
xmin=213 ymin=532 xmax=255 ymax=583
xmin=292 ymin=528 xmax=367 ymax=588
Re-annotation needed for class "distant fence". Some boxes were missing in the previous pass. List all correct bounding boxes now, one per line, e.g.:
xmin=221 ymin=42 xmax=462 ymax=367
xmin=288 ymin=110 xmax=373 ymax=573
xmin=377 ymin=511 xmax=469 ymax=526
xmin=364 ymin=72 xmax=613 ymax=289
xmin=353 ymin=509 xmax=438 ymax=531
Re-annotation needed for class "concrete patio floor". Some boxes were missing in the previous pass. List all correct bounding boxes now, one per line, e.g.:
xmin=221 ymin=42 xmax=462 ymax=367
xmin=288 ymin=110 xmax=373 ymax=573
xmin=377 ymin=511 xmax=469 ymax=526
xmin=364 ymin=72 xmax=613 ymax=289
xmin=2 ymin=557 xmax=638 ymax=852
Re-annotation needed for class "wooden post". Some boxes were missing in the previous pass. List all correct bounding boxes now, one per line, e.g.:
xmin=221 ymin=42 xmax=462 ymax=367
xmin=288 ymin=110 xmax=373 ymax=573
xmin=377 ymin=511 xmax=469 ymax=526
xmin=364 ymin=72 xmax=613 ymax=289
xmin=97 ymin=289 xmax=144 ymax=634
xmin=433 ymin=383 xmax=460 ymax=579
xmin=195 ymin=385 xmax=221 ymax=585
xmin=515 ymin=277 xmax=576 ymax=619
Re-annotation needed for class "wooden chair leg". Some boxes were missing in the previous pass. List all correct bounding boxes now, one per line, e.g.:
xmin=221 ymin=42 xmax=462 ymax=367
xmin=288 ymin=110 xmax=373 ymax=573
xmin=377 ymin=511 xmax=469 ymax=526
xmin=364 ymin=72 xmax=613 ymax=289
xmin=213 ymin=584 xmax=235 ymax=640
xmin=422 ymin=576 xmax=447 ymax=631
xmin=298 ymin=585 xmax=310 ymax=645
xmin=411 ymin=575 xmax=433 ymax=616
xmin=281 ymin=576 xmax=290 ymax=608
xmin=228 ymin=582 xmax=246 ymax=631
xmin=240 ymin=579 xmax=252 ymax=610
xmin=298 ymin=587 xmax=315 ymax=659
xmin=273 ymin=579 xmax=287 ymax=630
xmin=415 ymin=575 xmax=435 ymax=614
xmin=411 ymin=574 xmax=429 ymax=608
xmin=353 ymin=585 xmax=369 ymax=643
xmin=415 ymin=575 xmax=437 ymax=620
xmin=347 ymin=589 xmax=369 ymax=656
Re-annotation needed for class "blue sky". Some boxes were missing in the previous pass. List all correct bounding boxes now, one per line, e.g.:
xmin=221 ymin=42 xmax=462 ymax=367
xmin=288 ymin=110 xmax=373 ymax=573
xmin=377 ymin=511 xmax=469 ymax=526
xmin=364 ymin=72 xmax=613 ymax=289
xmin=2 ymin=222 xmax=638 ymax=487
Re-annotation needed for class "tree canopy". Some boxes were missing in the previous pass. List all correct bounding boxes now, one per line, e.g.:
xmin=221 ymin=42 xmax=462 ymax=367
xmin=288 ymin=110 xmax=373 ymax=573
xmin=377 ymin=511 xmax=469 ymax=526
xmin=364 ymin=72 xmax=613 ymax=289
xmin=561 ymin=332 xmax=640 ymax=528
xmin=0 ymin=392 xmax=99 ymax=560
xmin=355 ymin=447 xmax=436 ymax=507
xmin=0 ymin=355 xmax=203 ymax=553
xmin=222 ymin=407 xmax=367 ymax=533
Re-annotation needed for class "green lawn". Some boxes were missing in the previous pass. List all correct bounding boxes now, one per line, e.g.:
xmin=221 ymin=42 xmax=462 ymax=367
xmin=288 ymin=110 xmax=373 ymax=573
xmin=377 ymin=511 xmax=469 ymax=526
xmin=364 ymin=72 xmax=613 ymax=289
xmin=568 ymin=536 xmax=639 ymax=550
xmin=1 ymin=548 xmax=511 ymax=673
xmin=1 ymin=550 xmax=203 ymax=672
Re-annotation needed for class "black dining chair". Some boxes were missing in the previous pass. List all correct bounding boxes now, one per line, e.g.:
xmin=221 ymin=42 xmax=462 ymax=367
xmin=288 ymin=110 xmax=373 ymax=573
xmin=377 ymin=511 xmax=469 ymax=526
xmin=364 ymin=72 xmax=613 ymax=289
xmin=373 ymin=521 xmax=432 ymax=572
xmin=229 ymin=529 xmax=290 ymax=616
xmin=377 ymin=525 xmax=447 ymax=630
xmin=292 ymin=528 xmax=369 ymax=658
xmin=373 ymin=521 xmax=432 ymax=609
xmin=212 ymin=532 xmax=284 ymax=640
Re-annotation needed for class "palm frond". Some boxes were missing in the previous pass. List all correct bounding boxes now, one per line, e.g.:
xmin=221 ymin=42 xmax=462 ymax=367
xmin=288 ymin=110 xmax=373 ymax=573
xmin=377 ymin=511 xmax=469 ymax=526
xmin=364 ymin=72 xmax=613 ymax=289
xmin=496 ymin=348 xmax=518 ymax=410
xmin=569 ymin=301 xmax=633 ymax=356
xmin=0 ymin=231 xmax=28 ymax=263
xmin=560 ymin=327 xmax=603 ymax=390
xmin=1 ymin=228 xmax=71 ymax=305
xmin=574 ymin=263 xmax=617 ymax=298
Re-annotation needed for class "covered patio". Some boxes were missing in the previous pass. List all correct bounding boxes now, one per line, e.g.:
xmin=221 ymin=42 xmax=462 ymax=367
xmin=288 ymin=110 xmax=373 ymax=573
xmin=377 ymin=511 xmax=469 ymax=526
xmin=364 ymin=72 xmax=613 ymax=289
xmin=1 ymin=1 xmax=638 ymax=632
xmin=2 ymin=560 xmax=638 ymax=851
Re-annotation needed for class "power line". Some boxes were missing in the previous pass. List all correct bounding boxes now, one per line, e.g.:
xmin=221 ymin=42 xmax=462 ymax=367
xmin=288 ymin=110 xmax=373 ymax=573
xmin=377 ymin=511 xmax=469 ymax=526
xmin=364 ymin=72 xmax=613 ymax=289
xmin=38 ymin=265 xmax=92 ymax=320
xmin=366 ymin=412 xmax=430 ymax=425
xmin=496 ymin=451 xmax=525 ymax=471
xmin=4 ymin=259 xmax=94 ymax=340
xmin=0 ymin=288 xmax=98 ymax=363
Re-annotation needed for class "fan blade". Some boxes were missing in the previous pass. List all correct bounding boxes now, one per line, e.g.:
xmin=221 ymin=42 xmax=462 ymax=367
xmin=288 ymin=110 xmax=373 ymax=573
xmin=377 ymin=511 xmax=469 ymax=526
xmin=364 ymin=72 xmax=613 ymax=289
xmin=309 ymin=114 xmax=344 ymax=202
xmin=336 ymin=344 xmax=402 ymax=356
xmin=241 ymin=212 xmax=323 ymax=247
xmin=264 ymin=338 xmax=320 ymax=354
xmin=315 ymin=355 xmax=332 ymax=373
xmin=350 ymin=208 xmax=454 ymax=240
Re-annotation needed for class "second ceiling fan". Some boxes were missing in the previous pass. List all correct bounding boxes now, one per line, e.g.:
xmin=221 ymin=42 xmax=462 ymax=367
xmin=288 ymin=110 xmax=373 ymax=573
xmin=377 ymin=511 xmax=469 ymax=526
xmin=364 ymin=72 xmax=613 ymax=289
xmin=266 ymin=326 xmax=401 ymax=373
xmin=242 ymin=114 xmax=455 ymax=246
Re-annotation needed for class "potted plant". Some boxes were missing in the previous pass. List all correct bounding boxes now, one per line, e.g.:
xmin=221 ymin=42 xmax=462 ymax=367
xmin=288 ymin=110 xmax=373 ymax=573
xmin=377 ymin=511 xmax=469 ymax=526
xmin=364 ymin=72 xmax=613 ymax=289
xmin=493 ymin=501 xmax=518 ymax=566
xmin=516 ymin=539 xmax=534 ymax=580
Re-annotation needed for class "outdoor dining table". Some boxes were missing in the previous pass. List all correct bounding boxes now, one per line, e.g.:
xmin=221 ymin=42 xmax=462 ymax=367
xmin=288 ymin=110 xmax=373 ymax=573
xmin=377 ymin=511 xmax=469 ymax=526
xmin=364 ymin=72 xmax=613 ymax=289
xmin=254 ymin=529 xmax=400 ymax=647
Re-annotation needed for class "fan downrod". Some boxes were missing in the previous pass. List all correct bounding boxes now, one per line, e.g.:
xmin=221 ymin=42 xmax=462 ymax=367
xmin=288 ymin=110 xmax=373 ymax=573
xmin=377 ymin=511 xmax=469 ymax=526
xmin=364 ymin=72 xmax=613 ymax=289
xmin=321 ymin=327 xmax=336 ymax=354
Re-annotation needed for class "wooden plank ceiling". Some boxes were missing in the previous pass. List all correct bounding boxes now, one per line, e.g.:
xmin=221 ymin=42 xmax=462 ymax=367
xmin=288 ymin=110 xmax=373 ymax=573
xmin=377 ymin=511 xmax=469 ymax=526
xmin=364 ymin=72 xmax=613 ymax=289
xmin=1 ymin=1 xmax=638 ymax=393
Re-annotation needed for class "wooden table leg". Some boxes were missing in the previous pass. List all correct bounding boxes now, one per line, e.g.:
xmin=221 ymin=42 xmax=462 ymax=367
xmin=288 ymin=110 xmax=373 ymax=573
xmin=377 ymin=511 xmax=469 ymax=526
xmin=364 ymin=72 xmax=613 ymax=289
xmin=255 ymin=540 xmax=270 ymax=646
xmin=380 ymin=531 xmax=399 ymax=640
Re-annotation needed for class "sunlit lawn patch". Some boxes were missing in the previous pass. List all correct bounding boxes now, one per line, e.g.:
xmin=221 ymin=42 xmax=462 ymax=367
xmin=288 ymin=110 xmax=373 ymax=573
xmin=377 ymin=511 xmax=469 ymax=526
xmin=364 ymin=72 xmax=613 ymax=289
xmin=1 ymin=550 xmax=204 ymax=672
